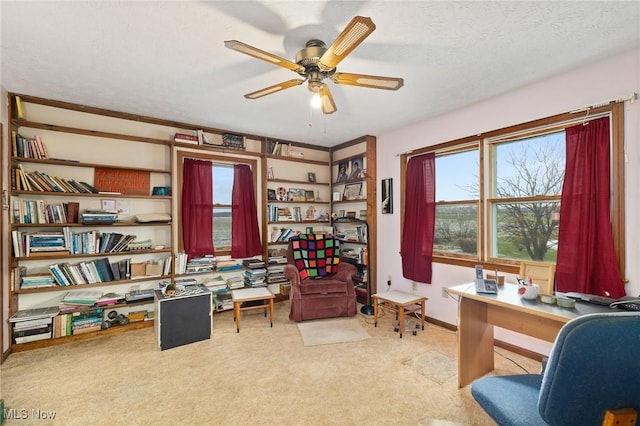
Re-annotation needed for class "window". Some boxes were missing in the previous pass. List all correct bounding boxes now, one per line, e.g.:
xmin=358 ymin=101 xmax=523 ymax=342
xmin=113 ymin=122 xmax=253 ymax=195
xmin=488 ymin=131 xmax=565 ymax=262
xmin=434 ymin=149 xmax=479 ymax=256
xmin=403 ymin=103 xmax=624 ymax=271
xmin=177 ymin=152 xmax=259 ymax=256
xmin=212 ymin=165 xmax=233 ymax=251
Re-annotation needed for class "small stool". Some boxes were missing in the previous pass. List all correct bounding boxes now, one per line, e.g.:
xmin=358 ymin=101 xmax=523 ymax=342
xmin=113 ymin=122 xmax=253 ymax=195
xmin=231 ymin=287 xmax=275 ymax=333
xmin=373 ymin=290 xmax=427 ymax=338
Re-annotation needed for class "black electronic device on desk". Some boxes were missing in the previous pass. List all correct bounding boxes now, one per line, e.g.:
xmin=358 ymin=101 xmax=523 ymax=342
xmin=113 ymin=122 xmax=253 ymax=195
xmin=474 ymin=265 xmax=498 ymax=294
xmin=563 ymin=292 xmax=640 ymax=311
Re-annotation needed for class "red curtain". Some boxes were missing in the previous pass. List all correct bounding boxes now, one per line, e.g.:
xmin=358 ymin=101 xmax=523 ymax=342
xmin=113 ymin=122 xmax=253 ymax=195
xmin=401 ymin=153 xmax=436 ymax=283
xmin=555 ymin=117 xmax=625 ymax=298
xmin=181 ymin=158 xmax=214 ymax=258
xmin=231 ymin=164 xmax=262 ymax=258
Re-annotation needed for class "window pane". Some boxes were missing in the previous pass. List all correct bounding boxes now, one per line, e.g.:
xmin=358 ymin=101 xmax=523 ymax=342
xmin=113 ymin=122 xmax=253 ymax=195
xmin=436 ymin=150 xmax=479 ymax=201
xmin=434 ymin=204 xmax=478 ymax=255
xmin=492 ymin=201 xmax=559 ymax=262
xmin=212 ymin=165 xmax=233 ymax=204
xmin=213 ymin=208 xmax=231 ymax=249
xmin=493 ymin=132 xmax=565 ymax=198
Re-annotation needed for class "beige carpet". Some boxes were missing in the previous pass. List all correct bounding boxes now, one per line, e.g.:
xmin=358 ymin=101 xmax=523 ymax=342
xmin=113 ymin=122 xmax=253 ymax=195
xmin=403 ymin=350 xmax=458 ymax=385
xmin=0 ymin=301 xmax=541 ymax=425
xmin=297 ymin=316 xmax=371 ymax=346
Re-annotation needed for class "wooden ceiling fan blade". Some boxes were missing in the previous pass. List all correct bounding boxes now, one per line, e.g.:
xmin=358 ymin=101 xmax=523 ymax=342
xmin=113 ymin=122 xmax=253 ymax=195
xmin=319 ymin=85 xmax=337 ymax=114
xmin=330 ymin=72 xmax=404 ymax=90
xmin=244 ymin=79 xmax=305 ymax=99
xmin=318 ymin=16 xmax=376 ymax=71
xmin=224 ymin=40 xmax=305 ymax=74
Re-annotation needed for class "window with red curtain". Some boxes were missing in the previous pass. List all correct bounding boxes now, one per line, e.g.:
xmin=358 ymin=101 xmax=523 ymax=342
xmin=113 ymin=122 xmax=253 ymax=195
xmin=182 ymin=158 xmax=214 ymax=258
xmin=555 ymin=116 xmax=625 ymax=298
xmin=401 ymin=153 xmax=436 ymax=283
xmin=231 ymin=164 xmax=262 ymax=258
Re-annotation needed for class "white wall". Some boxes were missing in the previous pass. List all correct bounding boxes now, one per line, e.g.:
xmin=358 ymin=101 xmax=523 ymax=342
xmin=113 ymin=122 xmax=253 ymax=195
xmin=376 ymin=48 xmax=640 ymax=356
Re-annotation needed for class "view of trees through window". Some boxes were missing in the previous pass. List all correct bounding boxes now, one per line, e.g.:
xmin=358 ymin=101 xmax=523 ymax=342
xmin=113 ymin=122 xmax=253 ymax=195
xmin=434 ymin=130 xmax=566 ymax=263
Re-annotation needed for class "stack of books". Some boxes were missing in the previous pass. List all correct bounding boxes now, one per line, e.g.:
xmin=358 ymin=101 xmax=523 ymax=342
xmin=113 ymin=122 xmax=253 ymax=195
xmin=243 ymin=268 xmax=267 ymax=287
xmin=186 ymin=255 xmax=216 ymax=274
xmin=9 ymin=306 xmax=58 ymax=344
xmin=20 ymin=273 xmax=56 ymax=290
xmin=216 ymin=259 xmax=242 ymax=271
xmin=80 ymin=210 xmax=118 ymax=225
xmin=70 ymin=310 xmax=103 ymax=335
xmin=59 ymin=290 xmax=103 ymax=313
xmin=226 ymin=275 xmax=244 ymax=290
xmin=202 ymin=275 xmax=228 ymax=293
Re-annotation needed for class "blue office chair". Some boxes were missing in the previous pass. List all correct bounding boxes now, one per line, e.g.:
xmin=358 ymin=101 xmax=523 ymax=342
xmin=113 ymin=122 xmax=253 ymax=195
xmin=471 ymin=312 xmax=640 ymax=425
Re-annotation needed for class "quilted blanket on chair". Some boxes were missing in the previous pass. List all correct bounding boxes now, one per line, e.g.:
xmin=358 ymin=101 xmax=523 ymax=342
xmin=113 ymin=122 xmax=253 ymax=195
xmin=290 ymin=234 xmax=341 ymax=280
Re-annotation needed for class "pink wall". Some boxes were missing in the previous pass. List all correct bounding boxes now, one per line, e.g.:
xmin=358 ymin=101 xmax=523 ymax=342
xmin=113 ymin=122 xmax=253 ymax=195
xmin=376 ymin=48 xmax=640 ymax=356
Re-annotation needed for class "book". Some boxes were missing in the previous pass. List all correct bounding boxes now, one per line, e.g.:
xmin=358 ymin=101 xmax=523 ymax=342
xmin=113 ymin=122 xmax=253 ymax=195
xmin=173 ymin=133 xmax=198 ymax=143
xmin=9 ymin=306 xmax=59 ymax=322
xmin=15 ymin=95 xmax=25 ymax=119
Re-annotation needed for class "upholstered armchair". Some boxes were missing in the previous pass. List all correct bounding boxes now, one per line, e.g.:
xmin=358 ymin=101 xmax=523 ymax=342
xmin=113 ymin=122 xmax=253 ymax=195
xmin=284 ymin=234 xmax=357 ymax=322
xmin=471 ymin=312 xmax=640 ymax=425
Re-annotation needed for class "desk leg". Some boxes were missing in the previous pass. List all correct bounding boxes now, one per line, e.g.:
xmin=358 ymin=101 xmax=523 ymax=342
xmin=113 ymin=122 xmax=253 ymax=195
xmin=234 ymin=302 xmax=240 ymax=333
xmin=457 ymin=297 xmax=494 ymax=388
xmin=269 ymin=299 xmax=274 ymax=327
xmin=398 ymin=305 xmax=404 ymax=338
xmin=373 ymin=297 xmax=379 ymax=328
xmin=420 ymin=299 xmax=425 ymax=330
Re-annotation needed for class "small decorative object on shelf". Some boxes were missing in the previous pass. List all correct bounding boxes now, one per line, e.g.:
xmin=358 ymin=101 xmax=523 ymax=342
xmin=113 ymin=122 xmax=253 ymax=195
xmin=222 ymin=133 xmax=245 ymax=150
xmin=267 ymin=166 xmax=274 ymax=179
xmin=308 ymin=172 xmax=316 ymax=182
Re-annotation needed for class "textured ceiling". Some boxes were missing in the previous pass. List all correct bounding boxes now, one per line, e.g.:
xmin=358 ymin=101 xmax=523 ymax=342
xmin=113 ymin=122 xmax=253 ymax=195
xmin=2 ymin=1 xmax=639 ymax=147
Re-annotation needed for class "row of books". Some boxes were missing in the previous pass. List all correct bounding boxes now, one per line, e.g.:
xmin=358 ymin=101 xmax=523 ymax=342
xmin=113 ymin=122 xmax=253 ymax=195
xmin=335 ymin=225 xmax=368 ymax=243
xmin=12 ymin=165 xmax=101 ymax=194
xmin=243 ymin=268 xmax=267 ymax=287
xmin=270 ymin=227 xmax=301 ymax=242
xmin=12 ymin=228 xmax=147 ymax=257
xmin=11 ymin=132 xmax=48 ymax=159
xmin=48 ymin=258 xmax=137 ymax=286
xmin=11 ymin=199 xmax=79 ymax=225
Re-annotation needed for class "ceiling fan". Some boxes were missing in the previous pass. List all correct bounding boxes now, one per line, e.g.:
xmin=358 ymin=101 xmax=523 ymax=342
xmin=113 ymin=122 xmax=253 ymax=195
xmin=224 ymin=16 xmax=404 ymax=114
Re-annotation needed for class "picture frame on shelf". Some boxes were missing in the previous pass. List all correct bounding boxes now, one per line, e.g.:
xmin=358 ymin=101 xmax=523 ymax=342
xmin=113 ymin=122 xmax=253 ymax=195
xmin=288 ymin=188 xmax=306 ymax=202
xmin=336 ymin=161 xmax=349 ymax=183
xmin=307 ymin=172 xmax=316 ymax=182
xmin=332 ymin=191 xmax=342 ymax=202
xmin=349 ymin=156 xmax=364 ymax=180
xmin=343 ymin=182 xmax=363 ymax=200
xmin=267 ymin=188 xmax=277 ymax=201
xmin=339 ymin=209 xmax=345 ymax=218
xmin=305 ymin=190 xmax=315 ymax=201
xmin=277 ymin=187 xmax=288 ymax=201
xmin=382 ymin=178 xmax=393 ymax=214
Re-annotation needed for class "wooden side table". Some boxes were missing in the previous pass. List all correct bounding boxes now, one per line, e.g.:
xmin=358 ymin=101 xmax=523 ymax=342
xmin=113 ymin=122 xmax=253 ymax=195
xmin=231 ymin=287 xmax=275 ymax=333
xmin=373 ymin=290 xmax=427 ymax=338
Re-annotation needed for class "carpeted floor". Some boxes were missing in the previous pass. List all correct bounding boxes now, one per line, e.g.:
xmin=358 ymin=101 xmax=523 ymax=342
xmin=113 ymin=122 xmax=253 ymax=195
xmin=0 ymin=300 xmax=541 ymax=425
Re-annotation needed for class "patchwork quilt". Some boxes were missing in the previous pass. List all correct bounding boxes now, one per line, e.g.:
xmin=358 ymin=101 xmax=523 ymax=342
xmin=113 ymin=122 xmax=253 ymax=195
xmin=290 ymin=234 xmax=341 ymax=280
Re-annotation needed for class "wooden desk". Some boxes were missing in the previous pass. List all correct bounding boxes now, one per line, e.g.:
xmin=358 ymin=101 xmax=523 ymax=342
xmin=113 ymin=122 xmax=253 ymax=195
xmin=447 ymin=283 xmax=610 ymax=388
xmin=231 ymin=287 xmax=275 ymax=333
xmin=373 ymin=290 xmax=427 ymax=338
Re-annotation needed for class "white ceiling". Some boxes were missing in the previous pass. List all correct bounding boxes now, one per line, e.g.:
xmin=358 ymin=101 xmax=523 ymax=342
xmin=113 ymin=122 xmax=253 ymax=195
xmin=2 ymin=1 xmax=639 ymax=147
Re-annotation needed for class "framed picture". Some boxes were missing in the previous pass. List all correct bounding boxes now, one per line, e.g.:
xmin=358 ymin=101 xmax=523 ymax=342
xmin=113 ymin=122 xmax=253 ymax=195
xmin=382 ymin=178 xmax=393 ymax=214
xmin=307 ymin=172 xmax=316 ymax=182
xmin=267 ymin=188 xmax=277 ymax=201
xmin=305 ymin=190 xmax=315 ymax=201
xmin=332 ymin=191 xmax=342 ymax=202
xmin=335 ymin=161 xmax=349 ymax=183
xmin=349 ymin=156 xmax=364 ymax=180
xmin=343 ymin=182 xmax=363 ymax=200
xmin=288 ymin=188 xmax=306 ymax=202
xmin=277 ymin=187 xmax=288 ymax=201
xmin=338 ymin=209 xmax=345 ymax=217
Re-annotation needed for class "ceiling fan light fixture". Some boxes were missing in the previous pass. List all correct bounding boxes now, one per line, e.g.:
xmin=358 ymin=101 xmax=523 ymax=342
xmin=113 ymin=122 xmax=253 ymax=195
xmin=311 ymin=91 xmax=322 ymax=109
